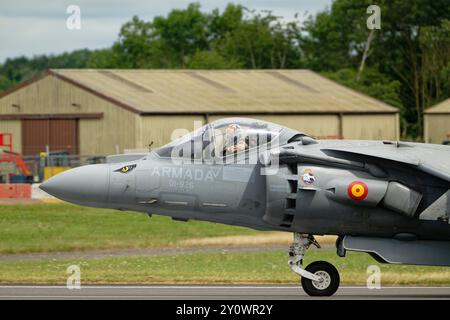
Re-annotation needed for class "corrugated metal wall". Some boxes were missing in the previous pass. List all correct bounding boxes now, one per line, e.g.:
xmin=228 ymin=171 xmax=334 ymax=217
xmin=0 ymin=73 xmax=400 ymax=156
xmin=209 ymin=114 xmax=398 ymax=140
xmin=140 ymin=115 xmax=205 ymax=149
xmin=139 ymin=113 xmax=399 ymax=150
xmin=342 ymin=114 xmax=399 ymax=140
xmin=0 ymin=76 xmax=139 ymax=155
xmin=139 ymin=114 xmax=341 ymax=149
xmin=0 ymin=120 xmax=21 ymax=153
xmin=208 ymin=114 xmax=341 ymax=138
xmin=424 ymin=114 xmax=450 ymax=143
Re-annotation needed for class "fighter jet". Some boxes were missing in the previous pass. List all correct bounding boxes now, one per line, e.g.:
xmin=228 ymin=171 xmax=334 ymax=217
xmin=40 ymin=117 xmax=450 ymax=296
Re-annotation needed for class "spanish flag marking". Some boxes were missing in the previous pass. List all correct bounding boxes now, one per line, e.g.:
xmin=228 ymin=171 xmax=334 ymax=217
xmin=347 ymin=181 xmax=368 ymax=201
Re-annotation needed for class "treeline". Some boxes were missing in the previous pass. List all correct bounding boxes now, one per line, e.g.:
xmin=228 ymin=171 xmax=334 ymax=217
xmin=1 ymin=1 xmax=450 ymax=139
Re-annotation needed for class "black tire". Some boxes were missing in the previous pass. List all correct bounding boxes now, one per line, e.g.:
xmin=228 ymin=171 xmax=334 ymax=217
xmin=301 ymin=261 xmax=340 ymax=296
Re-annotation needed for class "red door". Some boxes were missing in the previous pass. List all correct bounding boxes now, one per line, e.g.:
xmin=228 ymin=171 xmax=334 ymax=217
xmin=21 ymin=119 xmax=79 ymax=156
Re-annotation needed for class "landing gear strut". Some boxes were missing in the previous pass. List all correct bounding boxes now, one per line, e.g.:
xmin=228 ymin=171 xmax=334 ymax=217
xmin=288 ymin=233 xmax=340 ymax=296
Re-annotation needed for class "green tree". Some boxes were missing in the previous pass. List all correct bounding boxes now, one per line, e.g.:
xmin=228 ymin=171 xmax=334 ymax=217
xmin=1 ymin=0 xmax=449 ymax=141
xmin=216 ymin=8 xmax=302 ymax=69
xmin=420 ymin=19 xmax=450 ymax=110
xmin=209 ymin=4 xmax=243 ymax=39
xmin=324 ymin=68 xmax=402 ymax=109
xmin=0 ymin=49 xmax=94 ymax=90
xmin=87 ymin=48 xmax=119 ymax=68
xmin=187 ymin=50 xmax=242 ymax=69
xmin=302 ymin=0 xmax=373 ymax=71
xmin=152 ymin=3 xmax=210 ymax=67
xmin=112 ymin=16 xmax=154 ymax=68
xmin=0 ymin=75 xmax=13 ymax=92
xmin=303 ymin=0 xmax=450 ymax=138
xmin=375 ymin=0 xmax=450 ymax=137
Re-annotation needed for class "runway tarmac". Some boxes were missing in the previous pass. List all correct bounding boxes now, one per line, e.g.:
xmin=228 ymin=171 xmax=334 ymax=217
xmin=1 ymin=285 xmax=450 ymax=300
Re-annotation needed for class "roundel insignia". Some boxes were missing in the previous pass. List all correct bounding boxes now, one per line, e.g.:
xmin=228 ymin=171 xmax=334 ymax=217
xmin=347 ymin=181 xmax=368 ymax=201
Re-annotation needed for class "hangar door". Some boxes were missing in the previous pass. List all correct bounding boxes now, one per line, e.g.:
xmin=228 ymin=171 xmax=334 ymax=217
xmin=21 ymin=119 xmax=79 ymax=156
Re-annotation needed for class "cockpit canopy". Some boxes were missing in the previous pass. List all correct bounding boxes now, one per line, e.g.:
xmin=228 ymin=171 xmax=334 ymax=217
xmin=155 ymin=117 xmax=303 ymax=160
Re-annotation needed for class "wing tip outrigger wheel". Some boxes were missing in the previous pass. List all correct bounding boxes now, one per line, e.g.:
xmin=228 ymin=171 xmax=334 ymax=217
xmin=288 ymin=233 xmax=340 ymax=297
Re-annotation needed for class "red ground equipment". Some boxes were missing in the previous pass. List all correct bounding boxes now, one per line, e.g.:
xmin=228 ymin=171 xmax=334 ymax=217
xmin=0 ymin=133 xmax=31 ymax=176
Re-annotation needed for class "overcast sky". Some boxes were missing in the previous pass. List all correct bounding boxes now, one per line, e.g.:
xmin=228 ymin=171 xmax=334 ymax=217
xmin=0 ymin=0 xmax=332 ymax=63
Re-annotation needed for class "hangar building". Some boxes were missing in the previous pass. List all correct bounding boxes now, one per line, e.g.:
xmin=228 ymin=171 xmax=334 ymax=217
xmin=424 ymin=98 xmax=450 ymax=144
xmin=0 ymin=69 xmax=400 ymax=156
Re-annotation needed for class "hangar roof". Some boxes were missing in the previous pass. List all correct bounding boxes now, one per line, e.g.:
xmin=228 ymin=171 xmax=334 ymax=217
xmin=425 ymin=98 xmax=450 ymax=114
xmin=4 ymin=69 xmax=399 ymax=115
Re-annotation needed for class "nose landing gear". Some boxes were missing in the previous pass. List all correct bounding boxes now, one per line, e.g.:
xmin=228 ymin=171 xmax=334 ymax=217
xmin=288 ymin=233 xmax=340 ymax=296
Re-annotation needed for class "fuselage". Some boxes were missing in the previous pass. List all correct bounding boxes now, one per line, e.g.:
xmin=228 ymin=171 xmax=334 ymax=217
xmin=40 ymin=138 xmax=450 ymax=241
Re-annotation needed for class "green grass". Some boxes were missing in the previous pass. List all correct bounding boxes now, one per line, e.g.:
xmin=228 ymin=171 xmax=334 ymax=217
xmin=1 ymin=204 xmax=449 ymax=285
xmin=1 ymin=249 xmax=450 ymax=285
xmin=0 ymin=204 xmax=258 ymax=254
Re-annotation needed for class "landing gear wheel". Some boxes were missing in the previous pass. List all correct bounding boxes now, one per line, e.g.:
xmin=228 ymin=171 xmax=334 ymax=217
xmin=301 ymin=261 xmax=340 ymax=296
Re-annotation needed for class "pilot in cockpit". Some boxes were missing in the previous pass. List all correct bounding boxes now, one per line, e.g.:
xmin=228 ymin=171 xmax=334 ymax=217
xmin=224 ymin=123 xmax=248 ymax=154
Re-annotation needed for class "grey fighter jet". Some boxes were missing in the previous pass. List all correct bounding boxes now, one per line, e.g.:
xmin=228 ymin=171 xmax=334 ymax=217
xmin=40 ymin=118 xmax=450 ymax=296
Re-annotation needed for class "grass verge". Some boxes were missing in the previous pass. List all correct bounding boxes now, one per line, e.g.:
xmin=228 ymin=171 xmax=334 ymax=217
xmin=1 ymin=249 xmax=449 ymax=285
xmin=0 ymin=204 xmax=258 ymax=254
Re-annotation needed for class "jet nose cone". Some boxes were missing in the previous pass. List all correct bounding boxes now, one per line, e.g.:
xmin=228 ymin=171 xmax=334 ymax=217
xmin=40 ymin=164 xmax=110 ymax=207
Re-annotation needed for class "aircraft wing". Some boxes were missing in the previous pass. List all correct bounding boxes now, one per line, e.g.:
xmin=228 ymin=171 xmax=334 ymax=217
xmin=274 ymin=140 xmax=450 ymax=266
xmin=276 ymin=140 xmax=450 ymax=183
